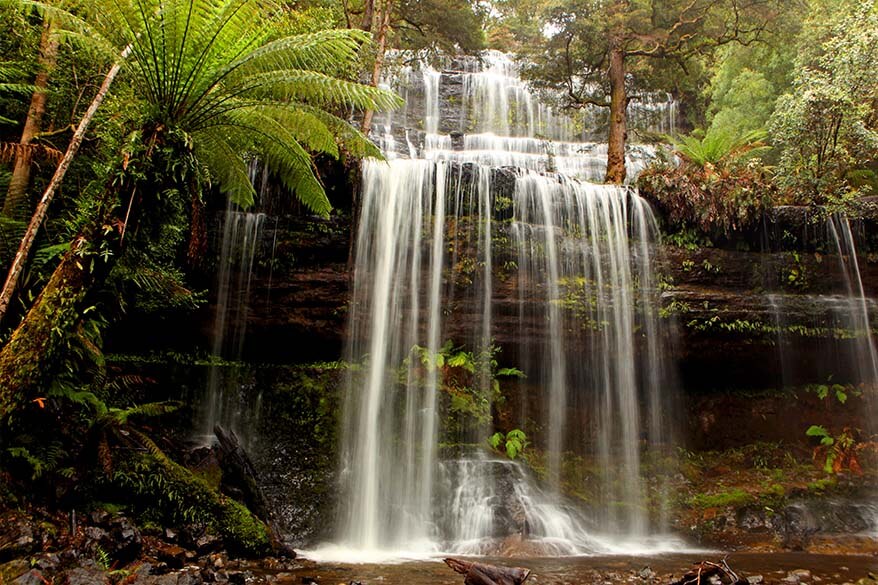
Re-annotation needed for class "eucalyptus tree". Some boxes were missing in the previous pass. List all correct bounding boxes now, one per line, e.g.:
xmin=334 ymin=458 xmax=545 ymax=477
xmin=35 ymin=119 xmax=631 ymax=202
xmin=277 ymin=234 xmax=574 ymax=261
xmin=0 ymin=0 xmax=401 ymax=422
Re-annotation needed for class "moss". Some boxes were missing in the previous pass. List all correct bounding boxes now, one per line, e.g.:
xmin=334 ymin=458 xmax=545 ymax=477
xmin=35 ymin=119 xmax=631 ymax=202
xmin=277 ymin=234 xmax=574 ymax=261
xmin=216 ymin=498 xmax=272 ymax=554
xmin=807 ymin=477 xmax=838 ymax=493
xmin=112 ymin=453 xmax=272 ymax=557
xmin=688 ymin=488 xmax=753 ymax=508
xmin=0 ymin=559 xmax=29 ymax=582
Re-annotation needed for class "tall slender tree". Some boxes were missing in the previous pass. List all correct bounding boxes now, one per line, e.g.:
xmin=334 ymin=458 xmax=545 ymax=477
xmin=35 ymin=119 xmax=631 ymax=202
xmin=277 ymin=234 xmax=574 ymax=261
xmin=3 ymin=19 xmax=59 ymax=218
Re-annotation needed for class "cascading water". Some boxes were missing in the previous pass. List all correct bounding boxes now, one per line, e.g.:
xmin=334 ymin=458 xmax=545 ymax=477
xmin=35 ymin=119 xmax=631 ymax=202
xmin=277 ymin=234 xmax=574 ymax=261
xmin=315 ymin=51 xmax=681 ymax=561
xmin=767 ymin=215 xmax=878 ymax=391
xmin=199 ymin=196 xmax=266 ymax=446
xmin=827 ymin=215 xmax=878 ymax=389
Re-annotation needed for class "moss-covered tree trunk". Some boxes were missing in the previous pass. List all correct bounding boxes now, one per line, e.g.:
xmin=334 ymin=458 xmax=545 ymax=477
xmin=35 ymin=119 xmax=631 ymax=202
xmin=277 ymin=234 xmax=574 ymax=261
xmin=0 ymin=202 xmax=119 ymax=422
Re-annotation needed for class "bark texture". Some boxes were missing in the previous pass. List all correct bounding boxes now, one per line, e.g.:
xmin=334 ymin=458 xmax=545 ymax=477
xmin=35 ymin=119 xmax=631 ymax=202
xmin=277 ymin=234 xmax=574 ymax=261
xmin=3 ymin=21 xmax=60 ymax=218
xmin=360 ymin=0 xmax=393 ymax=137
xmin=604 ymin=42 xmax=627 ymax=185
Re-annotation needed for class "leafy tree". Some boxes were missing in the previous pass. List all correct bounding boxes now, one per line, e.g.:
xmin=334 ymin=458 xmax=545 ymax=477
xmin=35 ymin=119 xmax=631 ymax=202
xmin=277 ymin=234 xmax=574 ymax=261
xmin=347 ymin=0 xmax=485 ymax=53
xmin=500 ymin=0 xmax=790 ymax=183
xmin=769 ymin=0 xmax=878 ymax=203
xmin=0 ymin=0 xmax=400 ymax=423
xmin=704 ymin=40 xmax=797 ymax=137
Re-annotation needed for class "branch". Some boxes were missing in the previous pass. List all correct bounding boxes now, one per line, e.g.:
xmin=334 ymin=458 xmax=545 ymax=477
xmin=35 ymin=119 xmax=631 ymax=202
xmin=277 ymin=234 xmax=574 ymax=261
xmin=569 ymin=98 xmax=611 ymax=109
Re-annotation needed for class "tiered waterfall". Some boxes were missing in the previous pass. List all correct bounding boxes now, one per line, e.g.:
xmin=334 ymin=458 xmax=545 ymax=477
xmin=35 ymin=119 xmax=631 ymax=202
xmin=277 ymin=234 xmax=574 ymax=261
xmin=324 ymin=52 xmax=681 ymax=560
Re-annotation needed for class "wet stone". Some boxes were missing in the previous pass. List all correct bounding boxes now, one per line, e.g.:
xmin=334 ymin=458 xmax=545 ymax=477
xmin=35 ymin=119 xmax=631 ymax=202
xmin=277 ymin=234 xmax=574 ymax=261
xmin=13 ymin=569 xmax=47 ymax=585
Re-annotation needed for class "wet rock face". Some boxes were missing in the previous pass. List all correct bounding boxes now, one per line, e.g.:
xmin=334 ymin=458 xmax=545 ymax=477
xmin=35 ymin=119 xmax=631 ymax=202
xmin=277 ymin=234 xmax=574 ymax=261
xmin=729 ymin=498 xmax=878 ymax=551
xmin=661 ymin=243 xmax=878 ymax=391
xmin=0 ymin=512 xmax=40 ymax=562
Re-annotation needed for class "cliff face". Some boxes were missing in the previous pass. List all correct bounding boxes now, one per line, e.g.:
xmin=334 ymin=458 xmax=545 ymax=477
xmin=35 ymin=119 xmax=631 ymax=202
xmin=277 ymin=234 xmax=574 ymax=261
xmin=231 ymin=203 xmax=878 ymax=389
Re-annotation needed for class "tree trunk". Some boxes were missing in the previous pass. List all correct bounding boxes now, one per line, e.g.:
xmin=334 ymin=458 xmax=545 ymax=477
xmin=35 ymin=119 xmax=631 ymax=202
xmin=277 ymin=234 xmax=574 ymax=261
xmin=360 ymin=0 xmax=374 ymax=31
xmin=0 ymin=46 xmax=130 ymax=325
xmin=3 ymin=21 xmax=60 ymax=218
xmin=0 ymin=213 xmax=114 ymax=422
xmin=605 ymin=42 xmax=627 ymax=185
xmin=360 ymin=0 xmax=393 ymax=137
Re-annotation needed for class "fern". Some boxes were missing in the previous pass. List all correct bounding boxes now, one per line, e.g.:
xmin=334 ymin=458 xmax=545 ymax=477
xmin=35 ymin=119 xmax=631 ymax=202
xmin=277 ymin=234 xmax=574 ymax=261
xmin=671 ymin=129 xmax=770 ymax=168
xmin=98 ymin=400 xmax=182 ymax=427
xmin=27 ymin=0 xmax=403 ymax=216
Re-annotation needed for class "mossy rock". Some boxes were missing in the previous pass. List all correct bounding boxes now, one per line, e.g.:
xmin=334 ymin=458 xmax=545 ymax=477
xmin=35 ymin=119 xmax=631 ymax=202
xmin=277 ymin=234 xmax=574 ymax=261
xmin=112 ymin=453 xmax=272 ymax=557
xmin=0 ymin=559 xmax=28 ymax=582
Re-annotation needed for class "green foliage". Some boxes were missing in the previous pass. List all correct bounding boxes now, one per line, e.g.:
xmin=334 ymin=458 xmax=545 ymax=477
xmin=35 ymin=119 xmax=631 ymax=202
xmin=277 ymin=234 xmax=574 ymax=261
xmin=94 ymin=545 xmax=111 ymax=571
xmin=664 ymin=227 xmax=712 ymax=251
xmin=391 ymin=0 xmax=486 ymax=54
xmin=769 ymin=1 xmax=878 ymax=203
xmin=407 ymin=340 xmax=525 ymax=441
xmin=489 ymin=428 xmax=529 ymax=459
xmin=687 ymin=488 xmax=752 ymax=509
xmin=806 ymin=380 xmax=860 ymax=404
xmin=33 ymin=0 xmax=402 ymax=214
xmin=670 ymin=129 xmax=769 ymax=168
xmin=784 ymin=251 xmax=808 ymax=290
xmin=705 ymin=38 xmax=799 ymax=138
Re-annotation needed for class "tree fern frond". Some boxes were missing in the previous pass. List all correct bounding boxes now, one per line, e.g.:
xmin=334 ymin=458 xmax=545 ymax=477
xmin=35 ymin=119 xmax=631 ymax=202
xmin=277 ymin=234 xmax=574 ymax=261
xmin=171 ymin=0 xmax=275 ymax=108
xmin=221 ymin=108 xmax=331 ymax=216
xmin=22 ymin=2 xmax=119 ymax=59
xmin=0 ymin=59 xmax=35 ymax=100
xmin=296 ymin=105 xmax=383 ymax=159
xmin=31 ymin=0 xmax=400 ymax=221
xmin=247 ymin=105 xmax=339 ymax=157
xmin=228 ymin=28 xmax=371 ymax=77
xmin=192 ymin=127 xmax=257 ymax=207
xmin=239 ymin=70 xmax=403 ymax=111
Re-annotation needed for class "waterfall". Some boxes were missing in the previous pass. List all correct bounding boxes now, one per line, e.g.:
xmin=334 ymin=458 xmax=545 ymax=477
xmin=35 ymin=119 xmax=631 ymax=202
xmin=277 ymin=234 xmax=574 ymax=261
xmin=827 ymin=215 xmax=878 ymax=389
xmin=199 ymin=201 xmax=266 ymax=446
xmin=317 ymin=51 xmax=680 ymax=561
xmin=767 ymin=215 xmax=878 ymax=391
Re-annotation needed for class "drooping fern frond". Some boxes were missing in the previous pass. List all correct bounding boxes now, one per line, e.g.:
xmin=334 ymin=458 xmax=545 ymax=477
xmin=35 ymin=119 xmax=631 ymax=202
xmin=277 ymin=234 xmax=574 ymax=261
xmin=99 ymin=400 xmax=183 ymax=427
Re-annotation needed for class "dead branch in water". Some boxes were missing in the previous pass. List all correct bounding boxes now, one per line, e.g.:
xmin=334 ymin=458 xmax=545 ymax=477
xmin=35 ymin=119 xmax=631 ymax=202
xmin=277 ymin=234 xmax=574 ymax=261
xmin=671 ymin=559 xmax=748 ymax=585
xmin=444 ymin=557 xmax=531 ymax=585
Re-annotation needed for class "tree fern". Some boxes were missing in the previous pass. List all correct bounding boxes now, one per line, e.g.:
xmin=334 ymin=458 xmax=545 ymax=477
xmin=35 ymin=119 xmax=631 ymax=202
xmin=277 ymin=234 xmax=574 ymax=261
xmin=670 ymin=129 xmax=770 ymax=168
xmin=26 ymin=0 xmax=403 ymax=214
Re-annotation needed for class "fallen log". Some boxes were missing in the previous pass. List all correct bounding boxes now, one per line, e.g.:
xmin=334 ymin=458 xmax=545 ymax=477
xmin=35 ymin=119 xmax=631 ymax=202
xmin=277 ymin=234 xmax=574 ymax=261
xmin=670 ymin=559 xmax=748 ymax=585
xmin=444 ymin=558 xmax=531 ymax=585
